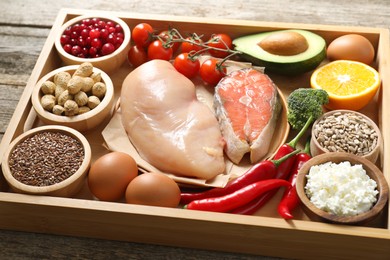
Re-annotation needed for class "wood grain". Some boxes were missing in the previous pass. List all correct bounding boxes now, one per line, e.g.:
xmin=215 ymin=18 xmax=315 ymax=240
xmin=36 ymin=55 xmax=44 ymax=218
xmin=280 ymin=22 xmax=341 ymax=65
xmin=1 ymin=0 xmax=390 ymax=259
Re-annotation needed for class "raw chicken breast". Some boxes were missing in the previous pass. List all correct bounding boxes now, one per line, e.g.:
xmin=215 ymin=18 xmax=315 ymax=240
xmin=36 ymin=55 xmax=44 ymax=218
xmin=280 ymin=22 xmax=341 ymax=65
xmin=121 ymin=60 xmax=225 ymax=180
xmin=214 ymin=68 xmax=281 ymax=164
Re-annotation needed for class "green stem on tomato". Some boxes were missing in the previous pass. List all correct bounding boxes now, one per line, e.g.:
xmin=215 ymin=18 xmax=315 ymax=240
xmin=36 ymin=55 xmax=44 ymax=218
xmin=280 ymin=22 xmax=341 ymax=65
xmin=159 ymin=28 xmax=242 ymax=59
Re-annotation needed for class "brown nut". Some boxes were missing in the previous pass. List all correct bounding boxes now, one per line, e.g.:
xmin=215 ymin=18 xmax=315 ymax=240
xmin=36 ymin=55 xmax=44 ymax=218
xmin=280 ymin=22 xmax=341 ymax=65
xmin=52 ymin=104 xmax=65 ymax=115
xmin=88 ymin=95 xmax=101 ymax=109
xmin=73 ymin=62 xmax=93 ymax=77
xmin=74 ymin=91 xmax=89 ymax=107
xmin=92 ymin=82 xmax=106 ymax=98
xmin=40 ymin=94 xmax=56 ymax=111
xmin=54 ymin=71 xmax=72 ymax=88
xmin=41 ymin=81 xmax=56 ymax=95
xmin=58 ymin=90 xmax=73 ymax=106
xmin=64 ymin=100 xmax=79 ymax=116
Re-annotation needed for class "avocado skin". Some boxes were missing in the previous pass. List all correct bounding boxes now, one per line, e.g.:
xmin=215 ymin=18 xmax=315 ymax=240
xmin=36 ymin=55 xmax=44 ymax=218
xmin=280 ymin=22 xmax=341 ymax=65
xmin=238 ymin=47 xmax=326 ymax=75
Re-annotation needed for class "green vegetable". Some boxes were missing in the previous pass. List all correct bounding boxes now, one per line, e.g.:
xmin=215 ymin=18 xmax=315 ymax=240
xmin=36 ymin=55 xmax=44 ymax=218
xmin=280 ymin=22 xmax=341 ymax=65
xmin=286 ymin=88 xmax=329 ymax=147
xmin=233 ymin=29 xmax=326 ymax=75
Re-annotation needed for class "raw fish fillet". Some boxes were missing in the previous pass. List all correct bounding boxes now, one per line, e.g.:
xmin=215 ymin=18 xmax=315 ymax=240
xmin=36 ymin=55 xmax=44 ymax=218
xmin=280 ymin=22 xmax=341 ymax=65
xmin=120 ymin=60 xmax=225 ymax=180
xmin=214 ymin=68 xmax=281 ymax=164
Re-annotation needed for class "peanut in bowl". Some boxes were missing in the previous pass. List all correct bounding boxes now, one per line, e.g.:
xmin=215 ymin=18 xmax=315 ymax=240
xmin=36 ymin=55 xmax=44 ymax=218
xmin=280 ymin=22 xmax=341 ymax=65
xmin=31 ymin=64 xmax=115 ymax=132
xmin=295 ymin=152 xmax=389 ymax=225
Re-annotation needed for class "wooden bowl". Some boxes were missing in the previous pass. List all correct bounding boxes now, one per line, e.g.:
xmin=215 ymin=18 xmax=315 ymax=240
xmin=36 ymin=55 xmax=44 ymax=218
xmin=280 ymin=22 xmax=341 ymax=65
xmin=296 ymin=152 xmax=389 ymax=225
xmin=54 ymin=14 xmax=131 ymax=73
xmin=1 ymin=125 xmax=92 ymax=197
xmin=310 ymin=109 xmax=382 ymax=163
xmin=31 ymin=65 xmax=115 ymax=132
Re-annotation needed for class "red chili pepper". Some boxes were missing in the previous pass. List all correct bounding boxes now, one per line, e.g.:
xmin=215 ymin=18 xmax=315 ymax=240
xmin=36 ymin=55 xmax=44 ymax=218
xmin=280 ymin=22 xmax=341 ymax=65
xmin=273 ymin=116 xmax=313 ymax=178
xmin=272 ymin=143 xmax=296 ymax=179
xmin=230 ymin=145 xmax=297 ymax=215
xmin=180 ymin=149 xmax=300 ymax=205
xmin=230 ymin=119 xmax=313 ymax=215
xmin=185 ymin=179 xmax=291 ymax=213
xmin=278 ymin=139 xmax=311 ymax=219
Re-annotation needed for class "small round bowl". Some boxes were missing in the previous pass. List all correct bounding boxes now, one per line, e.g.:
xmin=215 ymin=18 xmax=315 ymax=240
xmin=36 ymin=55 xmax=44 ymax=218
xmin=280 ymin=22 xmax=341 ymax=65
xmin=1 ymin=125 xmax=92 ymax=197
xmin=296 ymin=152 xmax=389 ymax=225
xmin=54 ymin=14 xmax=131 ymax=73
xmin=311 ymin=109 xmax=382 ymax=163
xmin=31 ymin=65 xmax=114 ymax=132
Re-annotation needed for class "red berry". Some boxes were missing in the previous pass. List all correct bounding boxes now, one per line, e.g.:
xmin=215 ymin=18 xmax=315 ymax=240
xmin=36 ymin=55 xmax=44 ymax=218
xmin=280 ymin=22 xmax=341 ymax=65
xmin=115 ymin=24 xmax=123 ymax=33
xmin=72 ymin=23 xmax=81 ymax=33
xmin=108 ymin=26 xmax=116 ymax=34
xmin=106 ymin=21 xmax=115 ymax=27
xmin=91 ymin=38 xmax=102 ymax=49
xmin=97 ymin=20 xmax=106 ymax=29
xmin=100 ymin=28 xmax=109 ymax=39
xmin=64 ymin=27 xmax=72 ymax=36
xmin=61 ymin=17 xmax=124 ymax=58
xmin=71 ymin=45 xmax=82 ymax=56
xmin=63 ymin=44 xmax=72 ymax=53
xmin=89 ymin=47 xmax=98 ymax=57
xmin=77 ymin=38 xmax=87 ymax=47
xmin=101 ymin=43 xmax=115 ymax=55
xmin=70 ymin=31 xmax=78 ymax=39
xmin=89 ymin=29 xmax=101 ymax=39
xmin=60 ymin=35 xmax=70 ymax=45
xmin=106 ymin=34 xmax=116 ymax=45
xmin=80 ymin=28 xmax=90 ymax=39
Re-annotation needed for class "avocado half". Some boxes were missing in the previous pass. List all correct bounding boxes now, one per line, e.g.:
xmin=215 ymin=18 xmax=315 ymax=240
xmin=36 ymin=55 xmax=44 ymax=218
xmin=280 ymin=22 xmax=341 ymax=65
xmin=233 ymin=29 xmax=326 ymax=75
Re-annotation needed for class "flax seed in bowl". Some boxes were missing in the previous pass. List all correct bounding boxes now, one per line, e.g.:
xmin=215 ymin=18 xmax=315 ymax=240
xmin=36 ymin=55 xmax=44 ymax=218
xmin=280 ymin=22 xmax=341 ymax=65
xmin=1 ymin=125 xmax=92 ymax=197
xmin=310 ymin=109 xmax=382 ymax=163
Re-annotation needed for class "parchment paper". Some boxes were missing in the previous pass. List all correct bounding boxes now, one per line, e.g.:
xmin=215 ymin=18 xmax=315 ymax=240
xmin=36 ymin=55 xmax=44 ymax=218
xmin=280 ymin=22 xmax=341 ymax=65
xmin=102 ymin=57 xmax=264 ymax=188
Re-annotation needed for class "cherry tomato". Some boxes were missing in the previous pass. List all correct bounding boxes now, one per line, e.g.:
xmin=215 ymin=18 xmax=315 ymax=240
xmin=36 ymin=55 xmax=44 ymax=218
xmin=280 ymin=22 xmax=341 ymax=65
xmin=173 ymin=53 xmax=200 ymax=79
xmin=158 ymin=30 xmax=181 ymax=53
xmin=132 ymin=23 xmax=154 ymax=47
xmin=127 ymin=45 xmax=148 ymax=67
xmin=181 ymin=36 xmax=204 ymax=54
xmin=147 ymin=40 xmax=173 ymax=61
xmin=207 ymin=33 xmax=233 ymax=58
xmin=199 ymin=58 xmax=226 ymax=85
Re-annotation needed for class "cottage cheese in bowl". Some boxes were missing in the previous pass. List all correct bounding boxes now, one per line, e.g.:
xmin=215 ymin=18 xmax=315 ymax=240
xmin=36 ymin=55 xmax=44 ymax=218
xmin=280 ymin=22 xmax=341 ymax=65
xmin=305 ymin=161 xmax=378 ymax=216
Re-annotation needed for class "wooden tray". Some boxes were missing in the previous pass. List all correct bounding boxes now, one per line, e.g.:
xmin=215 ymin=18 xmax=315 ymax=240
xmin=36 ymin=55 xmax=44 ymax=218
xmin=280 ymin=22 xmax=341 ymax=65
xmin=1 ymin=8 xmax=390 ymax=259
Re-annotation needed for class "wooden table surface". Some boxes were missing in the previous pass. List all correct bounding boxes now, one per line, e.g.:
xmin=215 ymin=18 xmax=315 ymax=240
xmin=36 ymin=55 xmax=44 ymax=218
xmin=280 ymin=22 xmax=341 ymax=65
xmin=0 ymin=0 xmax=389 ymax=259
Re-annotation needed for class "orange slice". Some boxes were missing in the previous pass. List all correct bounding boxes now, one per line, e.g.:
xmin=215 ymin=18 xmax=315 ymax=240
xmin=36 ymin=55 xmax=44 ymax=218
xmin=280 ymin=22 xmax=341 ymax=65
xmin=310 ymin=60 xmax=380 ymax=110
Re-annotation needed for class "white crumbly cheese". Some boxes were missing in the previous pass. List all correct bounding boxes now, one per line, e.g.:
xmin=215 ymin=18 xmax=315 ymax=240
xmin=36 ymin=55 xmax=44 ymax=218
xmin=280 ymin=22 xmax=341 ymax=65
xmin=305 ymin=161 xmax=378 ymax=216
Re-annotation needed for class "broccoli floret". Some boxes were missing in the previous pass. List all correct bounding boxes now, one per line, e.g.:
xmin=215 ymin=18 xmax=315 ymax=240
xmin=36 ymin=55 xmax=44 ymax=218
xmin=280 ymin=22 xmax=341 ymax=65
xmin=286 ymin=88 xmax=329 ymax=148
xmin=287 ymin=88 xmax=329 ymax=129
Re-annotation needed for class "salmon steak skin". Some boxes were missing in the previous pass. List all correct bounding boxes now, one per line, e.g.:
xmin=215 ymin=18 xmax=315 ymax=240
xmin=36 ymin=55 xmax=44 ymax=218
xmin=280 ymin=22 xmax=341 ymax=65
xmin=120 ymin=60 xmax=226 ymax=180
xmin=214 ymin=68 xmax=281 ymax=164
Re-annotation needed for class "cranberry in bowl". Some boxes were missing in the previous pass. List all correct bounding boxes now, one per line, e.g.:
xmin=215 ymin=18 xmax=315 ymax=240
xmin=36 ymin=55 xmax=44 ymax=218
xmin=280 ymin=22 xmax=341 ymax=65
xmin=55 ymin=15 xmax=131 ymax=73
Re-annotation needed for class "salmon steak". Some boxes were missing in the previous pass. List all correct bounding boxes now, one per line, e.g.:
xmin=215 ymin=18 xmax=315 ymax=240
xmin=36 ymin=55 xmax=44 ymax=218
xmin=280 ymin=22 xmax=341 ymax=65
xmin=214 ymin=68 xmax=281 ymax=164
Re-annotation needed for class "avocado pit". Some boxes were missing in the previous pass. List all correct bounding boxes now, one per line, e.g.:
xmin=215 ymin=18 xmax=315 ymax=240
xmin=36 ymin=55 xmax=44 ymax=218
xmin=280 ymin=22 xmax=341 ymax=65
xmin=259 ymin=31 xmax=309 ymax=56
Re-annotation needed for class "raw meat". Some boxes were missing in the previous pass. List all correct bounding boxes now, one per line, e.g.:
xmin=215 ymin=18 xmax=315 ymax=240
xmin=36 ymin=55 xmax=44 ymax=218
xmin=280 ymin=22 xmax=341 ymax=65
xmin=214 ymin=68 xmax=281 ymax=164
xmin=121 ymin=60 xmax=225 ymax=180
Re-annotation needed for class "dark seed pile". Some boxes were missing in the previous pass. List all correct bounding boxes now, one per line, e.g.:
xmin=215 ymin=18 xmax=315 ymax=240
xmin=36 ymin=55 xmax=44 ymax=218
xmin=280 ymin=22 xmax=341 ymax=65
xmin=8 ymin=131 xmax=84 ymax=187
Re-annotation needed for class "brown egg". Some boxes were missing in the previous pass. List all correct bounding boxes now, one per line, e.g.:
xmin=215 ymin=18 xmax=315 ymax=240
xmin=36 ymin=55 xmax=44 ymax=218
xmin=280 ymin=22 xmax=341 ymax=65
xmin=125 ymin=172 xmax=181 ymax=208
xmin=327 ymin=34 xmax=375 ymax=64
xmin=88 ymin=152 xmax=138 ymax=201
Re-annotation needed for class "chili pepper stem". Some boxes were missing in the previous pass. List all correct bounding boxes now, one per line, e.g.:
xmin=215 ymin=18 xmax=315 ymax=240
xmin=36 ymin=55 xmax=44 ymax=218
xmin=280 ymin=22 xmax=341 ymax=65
xmin=271 ymin=149 xmax=300 ymax=167
xmin=303 ymin=136 xmax=311 ymax=155
xmin=288 ymin=115 xmax=314 ymax=149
